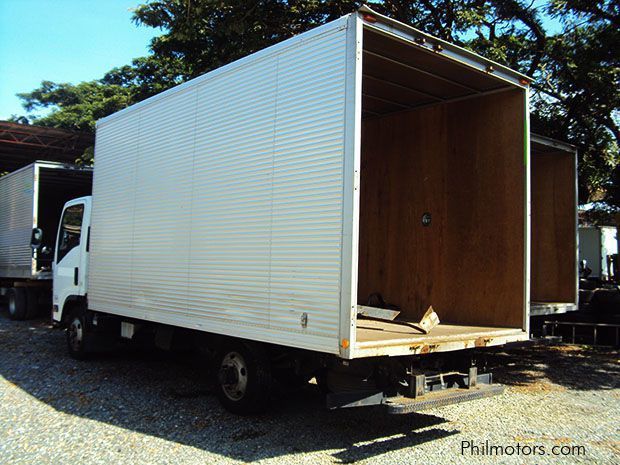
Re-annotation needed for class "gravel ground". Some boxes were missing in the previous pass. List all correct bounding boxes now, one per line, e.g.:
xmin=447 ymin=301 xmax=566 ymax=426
xmin=0 ymin=312 xmax=618 ymax=465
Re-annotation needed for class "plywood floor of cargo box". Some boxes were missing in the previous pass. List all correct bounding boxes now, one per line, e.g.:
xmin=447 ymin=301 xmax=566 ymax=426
xmin=354 ymin=320 xmax=527 ymax=357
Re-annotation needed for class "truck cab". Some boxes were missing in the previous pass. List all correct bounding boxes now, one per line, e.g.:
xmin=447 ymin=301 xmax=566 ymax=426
xmin=52 ymin=196 xmax=91 ymax=324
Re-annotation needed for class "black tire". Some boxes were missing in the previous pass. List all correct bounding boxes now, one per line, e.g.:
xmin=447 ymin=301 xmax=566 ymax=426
xmin=273 ymin=371 xmax=311 ymax=390
xmin=65 ymin=309 xmax=93 ymax=360
xmin=25 ymin=288 xmax=39 ymax=319
xmin=215 ymin=341 xmax=272 ymax=415
xmin=314 ymin=369 xmax=330 ymax=395
xmin=7 ymin=287 xmax=27 ymax=320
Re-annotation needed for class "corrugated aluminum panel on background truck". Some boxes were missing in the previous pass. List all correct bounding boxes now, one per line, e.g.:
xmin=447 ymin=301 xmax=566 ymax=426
xmin=0 ymin=164 xmax=36 ymax=278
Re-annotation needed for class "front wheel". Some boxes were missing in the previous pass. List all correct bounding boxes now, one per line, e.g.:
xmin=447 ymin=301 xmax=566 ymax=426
xmin=215 ymin=341 xmax=272 ymax=415
xmin=66 ymin=311 xmax=92 ymax=360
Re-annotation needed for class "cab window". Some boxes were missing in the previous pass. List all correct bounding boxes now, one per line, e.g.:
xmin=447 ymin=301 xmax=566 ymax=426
xmin=57 ymin=204 xmax=84 ymax=262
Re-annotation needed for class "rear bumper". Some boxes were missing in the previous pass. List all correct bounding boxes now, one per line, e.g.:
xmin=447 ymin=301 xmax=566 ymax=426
xmin=326 ymin=369 xmax=505 ymax=414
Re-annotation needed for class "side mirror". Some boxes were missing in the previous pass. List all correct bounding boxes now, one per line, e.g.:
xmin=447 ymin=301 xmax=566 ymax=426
xmin=30 ymin=227 xmax=43 ymax=251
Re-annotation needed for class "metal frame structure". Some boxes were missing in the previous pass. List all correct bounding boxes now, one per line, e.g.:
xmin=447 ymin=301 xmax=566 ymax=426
xmin=357 ymin=6 xmax=530 ymax=89
xmin=0 ymin=121 xmax=93 ymax=173
xmin=544 ymin=320 xmax=620 ymax=347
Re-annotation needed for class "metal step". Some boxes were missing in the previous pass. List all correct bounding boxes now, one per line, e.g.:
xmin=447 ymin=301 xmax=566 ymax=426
xmin=384 ymin=383 xmax=505 ymax=414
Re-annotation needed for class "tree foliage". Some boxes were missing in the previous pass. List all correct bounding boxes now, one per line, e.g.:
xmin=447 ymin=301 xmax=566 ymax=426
xmin=13 ymin=55 xmax=185 ymax=131
xmin=16 ymin=81 xmax=131 ymax=131
xmin=531 ymin=0 xmax=619 ymax=204
xmin=101 ymin=55 xmax=188 ymax=103
xmin=132 ymin=0 xmax=360 ymax=78
xmin=13 ymin=0 xmax=619 ymax=208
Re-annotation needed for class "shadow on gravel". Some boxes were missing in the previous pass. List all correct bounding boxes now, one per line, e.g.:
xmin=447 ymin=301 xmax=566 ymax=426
xmin=488 ymin=343 xmax=620 ymax=392
xmin=0 ymin=312 xmax=457 ymax=463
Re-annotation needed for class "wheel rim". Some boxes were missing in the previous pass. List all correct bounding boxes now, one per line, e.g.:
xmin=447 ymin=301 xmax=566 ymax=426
xmin=219 ymin=351 xmax=248 ymax=401
xmin=68 ymin=317 xmax=83 ymax=352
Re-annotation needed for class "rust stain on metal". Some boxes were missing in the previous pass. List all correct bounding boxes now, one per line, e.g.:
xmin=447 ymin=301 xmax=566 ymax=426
xmin=475 ymin=337 xmax=492 ymax=347
xmin=420 ymin=344 xmax=438 ymax=354
xmin=409 ymin=345 xmax=422 ymax=354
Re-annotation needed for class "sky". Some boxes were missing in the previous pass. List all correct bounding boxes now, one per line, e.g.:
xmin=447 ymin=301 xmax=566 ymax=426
xmin=0 ymin=0 xmax=160 ymax=119
xmin=0 ymin=1 xmax=564 ymax=122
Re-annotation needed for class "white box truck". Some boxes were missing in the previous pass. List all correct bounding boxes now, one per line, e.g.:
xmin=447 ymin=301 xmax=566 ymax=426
xmin=0 ymin=161 xmax=92 ymax=319
xmin=579 ymin=226 xmax=618 ymax=280
xmin=48 ymin=7 xmax=531 ymax=414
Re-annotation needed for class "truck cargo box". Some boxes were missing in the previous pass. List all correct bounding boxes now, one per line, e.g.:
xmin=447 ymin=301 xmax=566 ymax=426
xmin=0 ymin=162 xmax=92 ymax=280
xmin=90 ymin=7 xmax=530 ymax=359
xmin=530 ymin=135 xmax=578 ymax=316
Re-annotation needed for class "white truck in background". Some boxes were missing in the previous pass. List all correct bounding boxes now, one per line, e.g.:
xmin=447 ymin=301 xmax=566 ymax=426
xmin=579 ymin=226 xmax=618 ymax=281
xmin=0 ymin=162 xmax=92 ymax=320
xmin=45 ymin=7 xmax=531 ymax=414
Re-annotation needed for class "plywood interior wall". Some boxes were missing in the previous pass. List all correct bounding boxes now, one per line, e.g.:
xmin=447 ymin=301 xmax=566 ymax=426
xmin=531 ymin=152 xmax=577 ymax=303
xmin=358 ymin=89 xmax=525 ymax=328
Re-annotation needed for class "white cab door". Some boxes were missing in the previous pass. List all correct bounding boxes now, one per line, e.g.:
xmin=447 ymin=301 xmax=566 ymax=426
xmin=52 ymin=198 xmax=91 ymax=321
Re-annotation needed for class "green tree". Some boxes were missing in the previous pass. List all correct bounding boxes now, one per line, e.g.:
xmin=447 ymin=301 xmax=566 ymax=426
xmin=129 ymin=0 xmax=553 ymax=78
xmin=13 ymin=55 xmax=186 ymax=131
xmin=131 ymin=0 xmax=360 ymax=78
xmin=101 ymin=55 xmax=188 ymax=102
xmin=16 ymin=80 xmax=132 ymax=131
xmin=531 ymin=0 xmax=619 ymax=205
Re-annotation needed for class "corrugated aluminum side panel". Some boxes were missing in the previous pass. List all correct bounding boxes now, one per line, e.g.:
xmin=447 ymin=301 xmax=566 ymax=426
xmin=89 ymin=117 xmax=139 ymax=317
xmin=0 ymin=165 xmax=35 ymax=278
xmin=130 ymin=87 xmax=195 ymax=321
xmin=89 ymin=18 xmax=351 ymax=354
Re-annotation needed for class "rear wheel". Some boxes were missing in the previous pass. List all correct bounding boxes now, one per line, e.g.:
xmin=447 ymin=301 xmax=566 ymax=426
xmin=25 ymin=288 xmax=39 ymax=319
xmin=215 ymin=341 xmax=272 ymax=415
xmin=7 ymin=287 xmax=27 ymax=320
xmin=314 ymin=369 xmax=330 ymax=394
